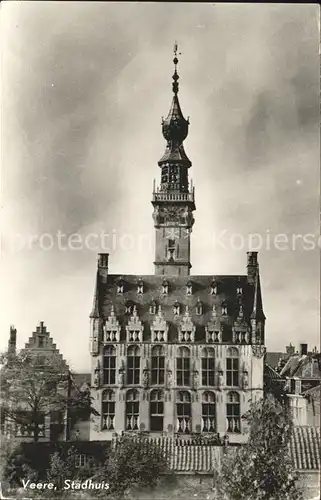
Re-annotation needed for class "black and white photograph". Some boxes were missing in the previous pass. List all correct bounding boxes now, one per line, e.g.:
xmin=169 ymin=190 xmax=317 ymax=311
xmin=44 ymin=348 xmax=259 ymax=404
xmin=0 ymin=2 xmax=320 ymax=499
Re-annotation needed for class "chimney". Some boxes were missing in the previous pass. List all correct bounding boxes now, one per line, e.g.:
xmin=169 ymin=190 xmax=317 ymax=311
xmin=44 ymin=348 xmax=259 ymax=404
xmin=247 ymin=251 xmax=258 ymax=285
xmin=300 ymin=343 xmax=308 ymax=356
xmin=8 ymin=325 xmax=17 ymax=355
xmin=98 ymin=253 xmax=109 ymax=268
xmin=286 ymin=343 xmax=295 ymax=356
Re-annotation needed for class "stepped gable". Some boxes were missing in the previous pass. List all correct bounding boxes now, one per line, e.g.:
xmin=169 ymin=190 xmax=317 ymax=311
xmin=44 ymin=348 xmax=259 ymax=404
xmin=23 ymin=321 xmax=69 ymax=371
xmin=98 ymin=274 xmax=256 ymax=342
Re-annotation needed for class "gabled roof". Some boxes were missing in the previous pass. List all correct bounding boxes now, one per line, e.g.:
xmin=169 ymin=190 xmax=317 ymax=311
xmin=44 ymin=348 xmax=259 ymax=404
xmin=112 ymin=428 xmax=320 ymax=472
xmin=72 ymin=373 xmax=91 ymax=391
xmin=302 ymin=384 xmax=321 ymax=400
xmin=23 ymin=321 xmax=69 ymax=371
xmin=281 ymin=353 xmax=321 ymax=379
xmin=289 ymin=427 xmax=320 ymax=470
xmin=265 ymin=352 xmax=287 ymax=369
xmin=264 ymin=363 xmax=283 ymax=380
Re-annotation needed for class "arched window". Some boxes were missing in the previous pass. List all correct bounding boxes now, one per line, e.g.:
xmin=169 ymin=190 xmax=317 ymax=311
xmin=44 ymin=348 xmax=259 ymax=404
xmin=149 ymin=301 xmax=157 ymax=315
xmin=151 ymin=346 xmax=165 ymax=385
xmin=150 ymin=389 xmax=164 ymax=431
xmin=196 ymin=300 xmax=203 ymax=316
xmin=173 ymin=301 xmax=180 ymax=316
xmin=103 ymin=345 xmax=116 ymax=385
xmin=126 ymin=389 xmax=139 ymax=431
xmin=226 ymin=347 xmax=239 ymax=387
xmin=176 ymin=391 xmax=191 ymax=433
xmin=127 ymin=346 xmax=140 ymax=385
xmin=202 ymin=391 xmax=216 ymax=432
xmin=176 ymin=347 xmax=190 ymax=386
xmin=102 ymin=390 xmax=115 ymax=431
xmin=202 ymin=347 xmax=215 ymax=386
xmin=226 ymin=392 xmax=240 ymax=433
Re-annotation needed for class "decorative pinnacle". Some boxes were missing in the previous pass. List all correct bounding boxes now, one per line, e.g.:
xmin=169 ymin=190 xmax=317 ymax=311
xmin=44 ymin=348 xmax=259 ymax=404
xmin=172 ymin=41 xmax=181 ymax=94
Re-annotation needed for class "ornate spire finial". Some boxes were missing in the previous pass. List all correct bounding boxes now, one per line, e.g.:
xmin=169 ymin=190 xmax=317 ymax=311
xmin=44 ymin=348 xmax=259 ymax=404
xmin=172 ymin=41 xmax=181 ymax=95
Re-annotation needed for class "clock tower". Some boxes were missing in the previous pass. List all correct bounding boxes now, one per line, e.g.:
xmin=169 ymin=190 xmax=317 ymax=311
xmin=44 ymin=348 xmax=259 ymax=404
xmin=152 ymin=44 xmax=195 ymax=276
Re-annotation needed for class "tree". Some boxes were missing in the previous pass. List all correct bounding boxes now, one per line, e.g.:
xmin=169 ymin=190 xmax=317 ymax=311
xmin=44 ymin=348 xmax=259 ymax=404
xmin=0 ymin=349 xmax=98 ymax=442
xmin=93 ymin=434 xmax=171 ymax=498
xmin=216 ymin=394 xmax=302 ymax=500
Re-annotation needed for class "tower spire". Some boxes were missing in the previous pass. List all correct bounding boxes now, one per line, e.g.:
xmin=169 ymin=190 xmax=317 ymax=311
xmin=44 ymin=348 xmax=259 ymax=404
xmin=172 ymin=41 xmax=180 ymax=94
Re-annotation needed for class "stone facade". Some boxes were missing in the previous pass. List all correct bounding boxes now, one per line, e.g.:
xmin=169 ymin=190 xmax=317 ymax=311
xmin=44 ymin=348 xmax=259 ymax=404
xmin=89 ymin=51 xmax=266 ymax=443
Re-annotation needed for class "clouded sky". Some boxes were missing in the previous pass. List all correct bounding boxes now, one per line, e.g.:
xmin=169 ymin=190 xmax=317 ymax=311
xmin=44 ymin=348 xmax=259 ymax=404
xmin=1 ymin=2 xmax=319 ymax=372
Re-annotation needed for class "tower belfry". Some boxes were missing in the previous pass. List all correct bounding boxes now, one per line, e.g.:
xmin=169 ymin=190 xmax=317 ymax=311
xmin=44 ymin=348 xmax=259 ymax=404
xmin=152 ymin=44 xmax=195 ymax=276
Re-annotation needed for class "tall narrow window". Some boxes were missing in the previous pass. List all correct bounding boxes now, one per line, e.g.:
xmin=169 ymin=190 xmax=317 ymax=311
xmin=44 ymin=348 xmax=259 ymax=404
xmin=102 ymin=390 xmax=115 ymax=430
xmin=127 ymin=346 xmax=140 ymax=385
xmin=103 ymin=345 xmax=116 ymax=385
xmin=202 ymin=391 xmax=216 ymax=432
xmin=226 ymin=392 xmax=240 ymax=433
xmin=151 ymin=346 xmax=165 ymax=385
xmin=126 ymin=389 xmax=139 ymax=431
xmin=226 ymin=347 xmax=239 ymax=387
xmin=150 ymin=389 xmax=164 ymax=431
xmin=176 ymin=391 xmax=191 ymax=433
xmin=176 ymin=347 xmax=190 ymax=386
xmin=202 ymin=348 xmax=215 ymax=386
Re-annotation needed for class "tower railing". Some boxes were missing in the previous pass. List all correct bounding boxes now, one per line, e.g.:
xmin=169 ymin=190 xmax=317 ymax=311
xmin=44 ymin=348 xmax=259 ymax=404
xmin=152 ymin=189 xmax=195 ymax=203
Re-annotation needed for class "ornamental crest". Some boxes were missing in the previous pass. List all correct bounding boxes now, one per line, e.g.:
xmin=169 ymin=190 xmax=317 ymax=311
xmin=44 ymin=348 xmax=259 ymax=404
xmin=251 ymin=345 xmax=266 ymax=358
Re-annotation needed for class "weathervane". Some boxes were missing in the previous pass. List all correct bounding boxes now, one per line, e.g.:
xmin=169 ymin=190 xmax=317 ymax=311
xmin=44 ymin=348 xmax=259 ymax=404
xmin=172 ymin=41 xmax=181 ymax=94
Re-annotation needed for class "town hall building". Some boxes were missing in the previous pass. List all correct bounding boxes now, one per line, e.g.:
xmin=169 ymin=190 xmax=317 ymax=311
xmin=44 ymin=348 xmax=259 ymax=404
xmin=89 ymin=48 xmax=266 ymax=443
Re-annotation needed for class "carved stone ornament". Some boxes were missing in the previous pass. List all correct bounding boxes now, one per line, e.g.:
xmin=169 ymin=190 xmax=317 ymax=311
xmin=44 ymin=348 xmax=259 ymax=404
xmin=166 ymin=369 xmax=172 ymax=389
xmin=143 ymin=369 xmax=149 ymax=389
xmin=251 ymin=345 xmax=266 ymax=358
xmin=242 ymin=370 xmax=249 ymax=389
xmin=94 ymin=360 xmax=101 ymax=388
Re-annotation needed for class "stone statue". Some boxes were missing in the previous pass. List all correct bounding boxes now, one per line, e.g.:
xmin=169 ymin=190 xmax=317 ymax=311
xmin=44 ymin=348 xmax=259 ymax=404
xmin=94 ymin=360 xmax=100 ymax=388
xmin=192 ymin=370 xmax=199 ymax=390
xmin=143 ymin=369 xmax=149 ymax=388
xmin=166 ymin=369 xmax=172 ymax=388
xmin=243 ymin=370 xmax=249 ymax=389
xmin=118 ymin=369 xmax=124 ymax=388
xmin=218 ymin=371 xmax=224 ymax=389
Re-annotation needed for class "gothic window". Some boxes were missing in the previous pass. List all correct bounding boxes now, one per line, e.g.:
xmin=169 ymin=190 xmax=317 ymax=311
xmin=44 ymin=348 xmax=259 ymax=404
xmin=102 ymin=390 xmax=115 ymax=431
xmin=202 ymin=391 xmax=216 ymax=433
xmin=150 ymin=389 xmax=164 ymax=431
xmin=221 ymin=302 xmax=228 ymax=316
xmin=176 ymin=391 xmax=191 ymax=433
xmin=196 ymin=300 xmax=203 ymax=315
xmin=201 ymin=348 xmax=215 ymax=386
xmin=236 ymin=286 xmax=243 ymax=295
xmin=176 ymin=346 xmax=190 ymax=386
xmin=167 ymin=239 xmax=176 ymax=261
xmin=226 ymin=392 xmax=241 ymax=433
xmin=125 ymin=302 xmax=133 ymax=314
xmin=126 ymin=389 xmax=139 ymax=431
xmin=127 ymin=346 xmax=140 ymax=385
xmin=103 ymin=345 xmax=116 ymax=385
xmin=186 ymin=281 xmax=192 ymax=296
xmin=226 ymin=347 xmax=239 ymax=387
xmin=151 ymin=346 xmax=165 ymax=385
xmin=38 ymin=337 xmax=44 ymax=348
xmin=150 ymin=301 xmax=157 ymax=314
xmin=173 ymin=302 xmax=180 ymax=315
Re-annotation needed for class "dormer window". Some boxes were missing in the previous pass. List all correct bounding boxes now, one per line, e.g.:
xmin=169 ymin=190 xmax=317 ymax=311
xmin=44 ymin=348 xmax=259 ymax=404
xmin=161 ymin=280 xmax=168 ymax=295
xmin=196 ymin=300 xmax=203 ymax=316
xmin=210 ymin=281 xmax=217 ymax=295
xmin=186 ymin=281 xmax=192 ymax=296
xmin=221 ymin=302 xmax=228 ymax=316
xmin=150 ymin=301 xmax=157 ymax=315
xmin=125 ymin=302 xmax=133 ymax=314
xmin=117 ymin=278 xmax=124 ymax=294
xmin=173 ymin=302 xmax=180 ymax=316
xmin=236 ymin=287 xmax=243 ymax=295
xmin=137 ymin=279 xmax=144 ymax=295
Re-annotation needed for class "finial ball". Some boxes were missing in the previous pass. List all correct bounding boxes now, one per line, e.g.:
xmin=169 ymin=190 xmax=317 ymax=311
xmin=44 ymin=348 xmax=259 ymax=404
xmin=173 ymin=57 xmax=178 ymax=65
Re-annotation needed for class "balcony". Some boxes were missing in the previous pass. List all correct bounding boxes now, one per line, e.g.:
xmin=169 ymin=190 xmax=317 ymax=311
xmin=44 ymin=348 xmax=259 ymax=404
xmin=152 ymin=189 xmax=195 ymax=203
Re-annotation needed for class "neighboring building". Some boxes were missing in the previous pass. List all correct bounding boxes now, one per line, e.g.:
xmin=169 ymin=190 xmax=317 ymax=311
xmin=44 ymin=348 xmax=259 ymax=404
xmin=89 ymin=50 xmax=266 ymax=443
xmin=2 ymin=323 xmax=89 ymax=442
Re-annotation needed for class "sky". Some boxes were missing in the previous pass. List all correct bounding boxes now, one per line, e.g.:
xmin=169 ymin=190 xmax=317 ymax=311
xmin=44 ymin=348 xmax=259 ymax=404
xmin=1 ymin=2 xmax=320 ymax=372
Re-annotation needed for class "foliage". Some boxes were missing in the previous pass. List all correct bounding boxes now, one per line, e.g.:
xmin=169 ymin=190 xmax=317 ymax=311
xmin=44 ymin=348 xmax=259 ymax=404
xmin=93 ymin=434 xmax=170 ymax=498
xmin=0 ymin=349 xmax=98 ymax=442
xmin=216 ymin=394 xmax=302 ymax=500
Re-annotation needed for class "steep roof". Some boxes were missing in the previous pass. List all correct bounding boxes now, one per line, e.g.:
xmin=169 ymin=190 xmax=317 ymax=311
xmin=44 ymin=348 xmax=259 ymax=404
xmin=112 ymin=428 xmax=320 ymax=472
xmin=94 ymin=273 xmax=260 ymax=342
xmin=281 ymin=353 xmax=321 ymax=379
xmin=265 ymin=352 xmax=287 ymax=369
xmin=23 ymin=321 xmax=69 ymax=371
